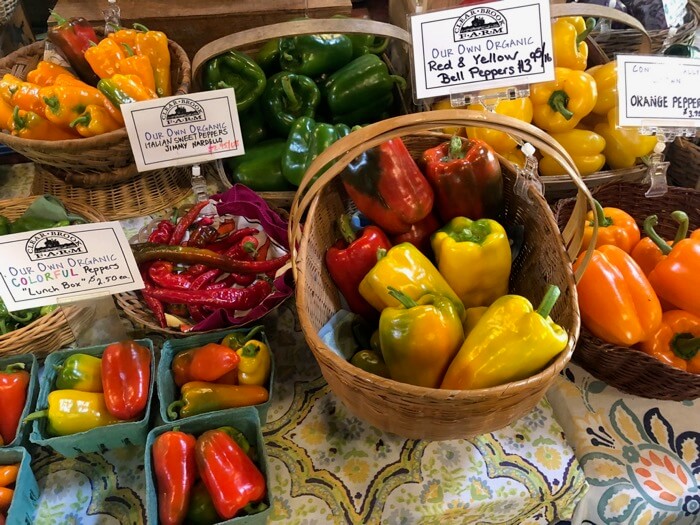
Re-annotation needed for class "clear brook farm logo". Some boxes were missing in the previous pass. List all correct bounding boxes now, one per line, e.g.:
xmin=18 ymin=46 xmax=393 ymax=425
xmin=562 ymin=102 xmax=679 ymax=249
xmin=454 ymin=7 xmax=508 ymax=41
xmin=25 ymin=230 xmax=87 ymax=261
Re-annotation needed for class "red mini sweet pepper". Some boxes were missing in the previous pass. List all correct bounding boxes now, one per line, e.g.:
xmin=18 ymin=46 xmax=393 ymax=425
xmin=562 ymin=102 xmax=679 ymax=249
xmin=421 ymin=136 xmax=504 ymax=223
xmin=152 ymin=430 xmax=197 ymax=525
xmin=171 ymin=343 xmax=241 ymax=387
xmin=0 ymin=362 xmax=29 ymax=445
xmin=325 ymin=214 xmax=392 ymax=321
xmin=340 ymin=138 xmax=434 ymax=234
xmin=101 ymin=340 xmax=151 ymax=420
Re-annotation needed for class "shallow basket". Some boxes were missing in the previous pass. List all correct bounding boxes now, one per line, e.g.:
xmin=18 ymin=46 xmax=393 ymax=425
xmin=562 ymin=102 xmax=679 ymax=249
xmin=0 ymin=196 xmax=106 ymax=358
xmin=555 ymin=182 xmax=700 ymax=400
xmin=0 ymin=37 xmax=191 ymax=181
xmin=289 ymin=110 xmax=598 ymax=440
xmin=667 ymin=136 xmax=700 ymax=190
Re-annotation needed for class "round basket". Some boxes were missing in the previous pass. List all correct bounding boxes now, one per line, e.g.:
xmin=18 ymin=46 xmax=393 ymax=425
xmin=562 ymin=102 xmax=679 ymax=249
xmin=31 ymin=163 xmax=192 ymax=221
xmin=0 ymin=196 xmax=107 ymax=358
xmin=288 ymin=110 xmax=598 ymax=440
xmin=667 ymin=136 xmax=700 ymax=190
xmin=0 ymin=0 xmax=18 ymax=26
xmin=0 ymin=37 xmax=191 ymax=181
xmin=554 ymin=182 xmax=700 ymax=400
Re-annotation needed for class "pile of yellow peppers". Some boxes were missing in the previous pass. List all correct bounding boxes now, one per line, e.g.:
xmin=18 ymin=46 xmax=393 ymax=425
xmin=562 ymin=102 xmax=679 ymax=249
xmin=433 ymin=16 xmax=657 ymax=177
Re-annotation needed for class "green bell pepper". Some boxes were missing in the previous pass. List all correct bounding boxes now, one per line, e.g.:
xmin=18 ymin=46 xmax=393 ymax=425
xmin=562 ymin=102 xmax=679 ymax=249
xmin=255 ymin=38 xmax=281 ymax=75
xmin=202 ymin=50 xmax=267 ymax=112
xmin=279 ymin=32 xmax=353 ymax=78
xmin=224 ymin=139 xmax=295 ymax=192
xmin=240 ymin=101 xmax=268 ymax=147
xmin=324 ymin=54 xmax=406 ymax=126
xmin=331 ymin=15 xmax=390 ymax=58
xmin=0 ymin=215 xmax=10 ymax=235
xmin=260 ymin=71 xmax=321 ymax=136
xmin=282 ymin=116 xmax=350 ymax=186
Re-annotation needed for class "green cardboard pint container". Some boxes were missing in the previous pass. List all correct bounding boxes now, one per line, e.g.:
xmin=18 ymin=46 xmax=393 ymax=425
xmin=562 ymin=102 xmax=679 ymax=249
xmin=0 ymin=447 xmax=40 ymax=524
xmin=0 ymin=354 xmax=38 ymax=448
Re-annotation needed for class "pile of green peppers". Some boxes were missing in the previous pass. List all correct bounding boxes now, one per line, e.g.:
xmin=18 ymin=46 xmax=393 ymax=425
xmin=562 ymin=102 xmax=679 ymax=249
xmin=202 ymin=24 xmax=406 ymax=191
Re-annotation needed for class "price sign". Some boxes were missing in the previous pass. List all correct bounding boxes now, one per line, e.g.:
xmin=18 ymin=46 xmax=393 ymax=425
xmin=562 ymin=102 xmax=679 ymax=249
xmin=617 ymin=54 xmax=700 ymax=128
xmin=0 ymin=222 xmax=144 ymax=311
xmin=409 ymin=0 xmax=555 ymax=100
xmin=122 ymin=89 xmax=245 ymax=172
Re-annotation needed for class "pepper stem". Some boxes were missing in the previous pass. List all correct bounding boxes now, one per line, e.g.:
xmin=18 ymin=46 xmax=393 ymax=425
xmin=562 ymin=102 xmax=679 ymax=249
xmin=70 ymin=114 xmax=91 ymax=128
xmin=369 ymin=36 xmax=390 ymax=54
xmin=12 ymin=106 xmax=25 ymax=130
xmin=390 ymin=74 xmax=407 ymax=92
xmin=376 ymin=248 xmax=387 ymax=261
xmin=23 ymin=410 xmax=48 ymax=423
xmin=243 ymin=325 xmax=264 ymax=343
xmin=448 ymin=135 xmax=465 ymax=160
xmin=536 ymin=285 xmax=561 ymax=319
xmin=122 ymin=43 xmax=135 ymax=57
xmin=387 ymin=286 xmax=417 ymax=309
xmin=166 ymin=400 xmax=184 ymax=420
xmin=671 ymin=211 xmax=689 ymax=244
xmin=591 ymin=200 xmax=613 ymax=228
xmin=240 ymin=343 xmax=261 ymax=358
xmin=548 ymin=90 xmax=574 ymax=120
xmin=49 ymin=10 xmax=68 ymax=26
xmin=577 ymin=18 xmax=596 ymax=45
xmin=2 ymin=363 xmax=26 ymax=374
xmin=672 ymin=333 xmax=700 ymax=361
xmin=643 ymin=215 xmax=673 ymax=255
xmin=280 ymin=76 xmax=300 ymax=111
xmin=133 ymin=23 xmax=150 ymax=33
xmin=338 ymin=214 xmax=357 ymax=245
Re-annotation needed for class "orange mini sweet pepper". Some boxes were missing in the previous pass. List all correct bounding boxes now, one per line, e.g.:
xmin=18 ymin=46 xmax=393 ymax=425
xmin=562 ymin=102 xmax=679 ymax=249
xmin=637 ymin=310 xmax=700 ymax=373
xmin=580 ymin=200 xmax=641 ymax=255
xmin=573 ymin=244 xmax=662 ymax=346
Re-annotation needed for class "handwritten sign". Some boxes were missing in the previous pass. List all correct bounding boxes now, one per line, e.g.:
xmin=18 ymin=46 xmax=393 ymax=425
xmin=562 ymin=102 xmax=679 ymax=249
xmin=617 ymin=54 xmax=700 ymax=128
xmin=409 ymin=0 xmax=555 ymax=100
xmin=0 ymin=222 xmax=144 ymax=311
xmin=122 ymin=89 xmax=245 ymax=172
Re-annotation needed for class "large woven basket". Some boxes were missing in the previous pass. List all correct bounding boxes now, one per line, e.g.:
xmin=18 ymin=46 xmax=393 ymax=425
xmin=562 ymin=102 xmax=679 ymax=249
xmin=0 ymin=0 xmax=18 ymax=26
xmin=555 ymin=182 xmax=700 ymax=400
xmin=289 ymin=110 xmax=598 ymax=440
xmin=667 ymin=137 xmax=700 ymax=190
xmin=0 ymin=196 xmax=106 ymax=358
xmin=0 ymin=37 xmax=191 ymax=181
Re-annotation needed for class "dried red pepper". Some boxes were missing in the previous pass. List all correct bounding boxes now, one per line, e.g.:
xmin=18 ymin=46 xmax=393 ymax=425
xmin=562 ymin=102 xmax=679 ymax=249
xmin=146 ymin=280 xmax=273 ymax=310
xmin=152 ymin=430 xmax=197 ymax=525
xmin=148 ymin=261 xmax=194 ymax=290
xmin=169 ymin=201 xmax=211 ymax=246
xmin=101 ymin=340 xmax=151 ymax=420
xmin=148 ymin=220 xmax=175 ymax=244
xmin=140 ymin=267 xmax=167 ymax=328
xmin=0 ymin=362 xmax=29 ymax=445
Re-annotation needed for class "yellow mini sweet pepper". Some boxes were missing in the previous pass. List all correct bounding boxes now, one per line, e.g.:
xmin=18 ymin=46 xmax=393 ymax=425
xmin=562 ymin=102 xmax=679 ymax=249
xmin=40 ymin=84 xmax=107 ymax=127
xmin=134 ymin=23 xmax=172 ymax=97
xmin=236 ymin=340 xmax=271 ymax=386
xmin=531 ymin=67 xmax=598 ymax=132
xmin=70 ymin=105 xmax=123 ymax=137
xmin=441 ymin=285 xmax=568 ymax=390
xmin=84 ymin=37 xmax=126 ymax=79
xmin=431 ymin=217 xmax=511 ymax=308
xmin=9 ymin=107 xmax=78 ymax=141
xmin=24 ymin=390 xmax=120 ymax=436
xmin=465 ymin=96 xmax=533 ymax=154
xmin=587 ymin=61 xmax=617 ymax=116
xmin=593 ymin=106 xmax=658 ymax=170
xmin=552 ymin=17 xmax=596 ymax=71
xmin=539 ymin=129 xmax=606 ymax=176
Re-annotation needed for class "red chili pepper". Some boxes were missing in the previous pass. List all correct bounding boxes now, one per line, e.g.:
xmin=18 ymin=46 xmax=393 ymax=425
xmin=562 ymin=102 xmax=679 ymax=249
xmin=340 ymin=137 xmax=434 ymax=234
xmin=101 ymin=340 xmax=152 ymax=420
xmin=190 ymin=269 xmax=220 ymax=290
xmin=325 ymin=214 xmax=392 ymax=321
xmin=169 ymin=201 xmax=211 ymax=246
xmin=255 ymin=237 xmax=271 ymax=262
xmin=182 ymin=264 xmax=209 ymax=277
xmin=47 ymin=11 xmax=100 ymax=85
xmin=148 ymin=220 xmax=175 ymax=244
xmin=0 ymin=362 xmax=30 ymax=445
xmin=141 ymin=267 xmax=167 ymax=328
xmin=152 ymin=430 xmax=197 ymax=525
xmin=149 ymin=261 xmax=194 ymax=290
xmin=421 ymin=136 xmax=504 ymax=223
xmin=187 ymin=224 xmax=219 ymax=248
xmin=187 ymin=305 xmax=206 ymax=323
xmin=195 ymin=428 xmax=267 ymax=519
xmin=171 ymin=343 xmax=241 ymax=386
xmin=391 ymin=211 xmax=440 ymax=256
xmin=205 ymin=227 xmax=260 ymax=253
xmin=146 ymin=280 xmax=272 ymax=310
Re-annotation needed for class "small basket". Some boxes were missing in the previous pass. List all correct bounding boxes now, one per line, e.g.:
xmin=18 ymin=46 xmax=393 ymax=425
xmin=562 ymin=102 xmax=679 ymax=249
xmin=0 ymin=37 xmax=191 ymax=182
xmin=555 ymin=182 xmax=700 ymax=400
xmin=0 ymin=447 xmax=40 ymax=525
xmin=0 ymin=196 xmax=106 ymax=358
xmin=0 ymin=354 xmax=38 ymax=448
xmin=288 ymin=110 xmax=598 ymax=440
xmin=667 ymin=136 xmax=700 ymax=190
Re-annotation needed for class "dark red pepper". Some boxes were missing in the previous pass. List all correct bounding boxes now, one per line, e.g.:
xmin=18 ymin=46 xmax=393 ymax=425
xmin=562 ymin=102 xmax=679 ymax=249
xmin=325 ymin=214 xmax=392 ymax=321
xmin=146 ymin=280 xmax=272 ymax=310
xmin=148 ymin=220 xmax=175 ymax=244
xmin=421 ymin=136 xmax=504 ymax=223
xmin=152 ymin=430 xmax=197 ymax=525
xmin=101 ymin=340 xmax=152 ymax=420
xmin=340 ymin=137 xmax=434 ymax=234
xmin=47 ymin=11 xmax=100 ymax=85
xmin=391 ymin=211 xmax=441 ymax=257
xmin=149 ymin=261 xmax=194 ymax=290
xmin=187 ymin=224 xmax=219 ymax=248
xmin=140 ymin=267 xmax=167 ymax=328
xmin=205 ymin=227 xmax=260 ymax=253
xmin=169 ymin=201 xmax=211 ymax=246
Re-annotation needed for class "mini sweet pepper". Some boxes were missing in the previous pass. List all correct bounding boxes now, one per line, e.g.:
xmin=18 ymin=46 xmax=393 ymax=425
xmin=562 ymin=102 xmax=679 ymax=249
xmin=0 ymin=362 xmax=29 ymax=445
xmin=24 ymin=390 xmax=120 ymax=436
xmin=101 ymin=340 xmax=151 ymax=420
xmin=54 ymin=353 xmax=103 ymax=392
xmin=236 ymin=340 xmax=271 ymax=386
xmin=152 ymin=429 xmax=197 ymax=525
xmin=167 ymin=383 xmax=269 ymax=420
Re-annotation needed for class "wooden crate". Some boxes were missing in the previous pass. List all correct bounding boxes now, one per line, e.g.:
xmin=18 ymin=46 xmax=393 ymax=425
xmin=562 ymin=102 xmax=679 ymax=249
xmin=51 ymin=0 xmax=352 ymax=59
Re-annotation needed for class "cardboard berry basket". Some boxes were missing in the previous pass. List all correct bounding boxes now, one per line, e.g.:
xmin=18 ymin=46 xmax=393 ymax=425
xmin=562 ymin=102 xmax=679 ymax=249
xmin=0 ymin=446 xmax=40 ymax=524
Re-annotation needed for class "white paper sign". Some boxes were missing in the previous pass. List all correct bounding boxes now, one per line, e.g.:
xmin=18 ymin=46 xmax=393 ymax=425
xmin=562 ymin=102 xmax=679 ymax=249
xmin=617 ymin=54 xmax=700 ymax=128
xmin=122 ymin=89 xmax=245 ymax=172
xmin=409 ymin=0 xmax=555 ymax=100
xmin=0 ymin=222 xmax=144 ymax=311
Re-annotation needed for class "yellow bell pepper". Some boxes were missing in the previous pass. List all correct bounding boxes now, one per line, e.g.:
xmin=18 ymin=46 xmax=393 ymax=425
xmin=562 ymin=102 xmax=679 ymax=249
xmin=432 ymin=98 xmax=464 ymax=135
xmin=359 ymin=242 xmax=465 ymax=319
xmin=531 ymin=67 xmax=598 ymax=133
xmin=431 ymin=217 xmax=511 ymax=308
xmin=236 ymin=340 xmax=271 ymax=386
xmin=465 ymin=96 xmax=533 ymax=154
xmin=378 ymin=287 xmax=464 ymax=388
xmin=587 ymin=61 xmax=617 ymax=116
xmin=539 ymin=129 xmax=606 ymax=176
xmin=463 ymin=306 xmax=488 ymax=335
xmin=441 ymin=285 xmax=568 ymax=390
xmin=552 ymin=17 xmax=596 ymax=71
xmin=593 ymin=107 xmax=658 ymax=170
xmin=502 ymin=148 xmax=526 ymax=168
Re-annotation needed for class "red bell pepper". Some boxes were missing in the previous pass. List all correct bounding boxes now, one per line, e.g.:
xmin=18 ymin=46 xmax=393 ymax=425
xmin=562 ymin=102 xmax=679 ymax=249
xmin=0 ymin=363 xmax=29 ymax=445
xmin=195 ymin=428 xmax=267 ymax=519
xmin=101 ymin=340 xmax=151 ymax=420
xmin=325 ymin=214 xmax=392 ymax=321
xmin=421 ymin=136 xmax=504 ymax=223
xmin=47 ymin=11 xmax=100 ymax=85
xmin=340 ymin=138 xmax=434 ymax=234
xmin=152 ymin=430 xmax=197 ymax=525
xmin=171 ymin=343 xmax=241 ymax=387
xmin=390 ymin=211 xmax=440 ymax=256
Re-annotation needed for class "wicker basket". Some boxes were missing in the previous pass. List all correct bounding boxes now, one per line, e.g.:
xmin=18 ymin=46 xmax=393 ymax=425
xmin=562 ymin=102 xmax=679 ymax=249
xmin=0 ymin=197 xmax=106 ymax=358
xmin=0 ymin=37 xmax=191 ymax=182
xmin=555 ymin=182 xmax=700 ymax=400
xmin=288 ymin=110 xmax=598 ymax=440
xmin=0 ymin=0 xmax=18 ymax=26
xmin=667 ymin=137 xmax=700 ymax=190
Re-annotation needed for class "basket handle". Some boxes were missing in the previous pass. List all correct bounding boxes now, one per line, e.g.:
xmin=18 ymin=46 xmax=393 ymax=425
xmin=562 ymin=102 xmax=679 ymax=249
xmin=191 ymin=18 xmax=411 ymax=90
xmin=550 ymin=3 xmax=652 ymax=55
xmin=288 ymin=110 xmax=598 ymax=283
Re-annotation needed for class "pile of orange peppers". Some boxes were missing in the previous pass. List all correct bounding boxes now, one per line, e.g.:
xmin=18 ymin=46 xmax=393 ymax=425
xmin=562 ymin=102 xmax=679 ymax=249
xmin=573 ymin=201 xmax=700 ymax=373
xmin=0 ymin=463 xmax=19 ymax=522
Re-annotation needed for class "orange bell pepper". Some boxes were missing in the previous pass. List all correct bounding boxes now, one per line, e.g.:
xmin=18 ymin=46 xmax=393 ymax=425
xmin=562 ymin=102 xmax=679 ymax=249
xmin=637 ymin=310 xmax=700 ymax=373
xmin=644 ymin=212 xmax=700 ymax=317
xmin=631 ymin=212 xmax=690 ymax=276
xmin=580 ymin=200 xmax=641 ymax=255
xmin=573 ymin=244 xmax=662 ymax=346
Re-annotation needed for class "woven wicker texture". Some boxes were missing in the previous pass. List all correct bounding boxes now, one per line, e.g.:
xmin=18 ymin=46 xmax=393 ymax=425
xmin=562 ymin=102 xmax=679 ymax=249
xmin=0 ymin=0 xmax=18 ymax=25
xmin=0 ymin=197 xmax=106 ymax=358
xmin=555 ymin=182 xmax=700 ymax=400
xmin=667 ymin=137 xmax=700 ymax=190
xmin=289 ymin=110 xmax=598 ymax=440
xmin=31 ymin=164 xmax=192 ymax=221
xmin=0 ymin=38 xmax=191 ymax=182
